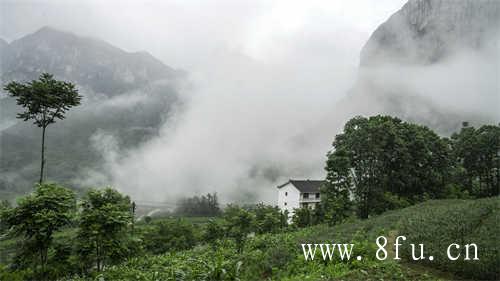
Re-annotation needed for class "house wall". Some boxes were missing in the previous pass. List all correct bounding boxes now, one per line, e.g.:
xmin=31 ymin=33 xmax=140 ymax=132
xmin=277 ymin=182 xmax=300 ymax=217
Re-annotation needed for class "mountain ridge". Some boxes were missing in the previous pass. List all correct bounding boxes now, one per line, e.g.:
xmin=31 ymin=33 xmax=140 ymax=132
xmin=0 ymin=27 xmax=184 ymax=195
xmin=1 ymin=26 xmax=182 ymax=96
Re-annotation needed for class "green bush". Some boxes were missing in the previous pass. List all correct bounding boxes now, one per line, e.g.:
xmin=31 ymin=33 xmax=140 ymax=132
xmin=143 ymin=219 xmax=198 ymax=254
xmin=4 ymin=197 xmax=497 ymax=280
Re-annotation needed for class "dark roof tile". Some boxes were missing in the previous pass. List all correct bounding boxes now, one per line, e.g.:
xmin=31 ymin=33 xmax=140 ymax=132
xmin=277 ymin=179 xmax=325 ymax=193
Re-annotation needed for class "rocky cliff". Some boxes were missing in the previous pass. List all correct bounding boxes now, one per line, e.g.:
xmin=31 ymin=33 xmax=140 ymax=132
xmin=338 ymin=0 xmax=500 ymax=133
xmin=360 ymin=0 xmax=500 ymax=66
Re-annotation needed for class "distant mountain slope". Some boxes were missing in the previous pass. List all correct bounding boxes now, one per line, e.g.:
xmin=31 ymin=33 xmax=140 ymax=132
xmin=337 ymin=0 xmax=500 ymax=133
xmin=0 ymin=26 xmax=181 ymax=95
xmin=0 ymin=27 xmax=185 ymax=195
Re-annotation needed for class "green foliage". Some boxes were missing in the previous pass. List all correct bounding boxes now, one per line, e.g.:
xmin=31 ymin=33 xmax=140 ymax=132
xmin=56 ymin=198 xmax=498 ymax=281
xmin=252 ymin=203 xmax=282 ymax=234
xmin=325 ymin=115 xmax=452 ymax=219
xmin=143 ymin=219 xmax=197 ymax=254
xmin=292 ymin=207 xmax=313 ymax=228
xmin=3 ymin=73 xmax=82 ymax=184
xmin=322 ymin=148 xmax=353 ymax=225
xmin=76 ymin=188 xmax=133 ymax=272
xmin=451 ymin=124 xmax=500 ymax=197
xmin=202 ymin=219 xmax=226 ymax=247
xmin=322 ymin=116 xmax=498 ymax=224
xmin=0 ymin=183 xmax=75 ymax=278
xmin=0 ymin=200 xmax=12 ymax=234
xmin=4 ymin=195 xmax=495 ymax=280
xmin=400 ymin=197 xmax=499 ymax=280
xmin=381 ymin=191 xmax=411 ymax=210
xmin=0 ymin=264 xmax=31 ymax=281
xmin=3 ymin=73 xmax=82 ymax=128
xmin=223 ymin=205 xmax=255 ymax=253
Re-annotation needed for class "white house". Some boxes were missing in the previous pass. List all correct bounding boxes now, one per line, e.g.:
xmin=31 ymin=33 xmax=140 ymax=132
xmin=277 ymin=179 xmax=325 ymax=218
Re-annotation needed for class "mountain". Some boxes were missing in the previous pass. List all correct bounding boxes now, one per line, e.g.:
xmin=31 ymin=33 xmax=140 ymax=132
xmin=0 ymin=27 xmax=185 ymax=196
xmin=338 ymin=0 xmax=500 ymax=133
xmin=361 ymin=0 xmax=500 ymax=66
xmin=0 ymin=26 xmax=181 ymax=95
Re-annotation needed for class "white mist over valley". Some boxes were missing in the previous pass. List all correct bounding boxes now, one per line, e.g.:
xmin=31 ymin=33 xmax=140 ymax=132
xmin=1 ymin=0 xmax=498 ymax=205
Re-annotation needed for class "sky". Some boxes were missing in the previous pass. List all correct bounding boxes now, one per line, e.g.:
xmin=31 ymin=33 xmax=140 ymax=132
xmin=1 ymin=0 xmax=414 ymax=203
xmin=0 ymin=0 xmax=406 ymax=70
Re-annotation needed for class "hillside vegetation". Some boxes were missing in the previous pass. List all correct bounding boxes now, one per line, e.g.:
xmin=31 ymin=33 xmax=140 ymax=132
xmin=55 ymin=197 xmax=498 ymax=281
xmin=1 ymin=113 xmax=497 ymax=280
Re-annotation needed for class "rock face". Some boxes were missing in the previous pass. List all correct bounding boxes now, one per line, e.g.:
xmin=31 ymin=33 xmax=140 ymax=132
xmin=339 ymin=0 xmax=500 ymax=133
xmin=0 ymin=27 xmax=184 ymax=194
xmin=360 ymin=0 xmax=500 ymax=66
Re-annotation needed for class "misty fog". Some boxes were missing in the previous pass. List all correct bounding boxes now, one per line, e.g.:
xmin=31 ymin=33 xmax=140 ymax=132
xmin=1 ymin=0 xmax=498 ymax=204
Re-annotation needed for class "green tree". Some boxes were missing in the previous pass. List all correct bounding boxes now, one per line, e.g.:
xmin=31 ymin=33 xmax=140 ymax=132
xmin=253 ymin=204 xmax=281 ymax=234
xmin=451 ymin=123 xmax=500 ymax=197
xmin=3 ymin=73 xmax=82 ymax=184
xmin=223 ymin=205 xmax=255 ymax=253
xmin=143 ymin=219 xmax=197 ymax=254
xmin=202 ymin=219 xmax=226 ymax=249
xmin=1 ymin=183 xmax=75 ymax=277
xmin=475 ymin=125 xmax=500 ymax=196
xmin=325 ymin=115 xmax=450 ymax=218
xmin=0 ymin=200 xmax=11 ymax=234
xmin=292 ymin=207 xmax=312 ymax=227
xmin=322 ymin=148 xmax=353 ymax=225
xmin=76 ymin=188 xmax=132 ymax=272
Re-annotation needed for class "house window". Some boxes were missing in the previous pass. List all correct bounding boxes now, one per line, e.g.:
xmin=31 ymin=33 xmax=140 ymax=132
xmin=285 ymin=192 xmax=288 ymax=196
xmin=303 ymin=193 xmax=309 ymax=199
xmin=284 ymin=202 xmax=287 ymax=206
xmin=303 ymin=203 xmax=308 ymax=208
xmin=315 ymin=193 xmax=320 ymax=199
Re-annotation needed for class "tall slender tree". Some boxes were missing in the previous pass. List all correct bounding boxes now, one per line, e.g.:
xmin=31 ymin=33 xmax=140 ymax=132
xmin=3 ymin=73 xmax=82 ymax=184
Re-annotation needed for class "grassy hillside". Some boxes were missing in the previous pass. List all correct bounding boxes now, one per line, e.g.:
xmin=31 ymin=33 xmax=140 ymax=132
xmin=56 ymin=197 xmax=499 ymax=281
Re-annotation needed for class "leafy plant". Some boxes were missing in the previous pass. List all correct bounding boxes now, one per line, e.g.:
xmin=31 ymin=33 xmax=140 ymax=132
xmin=76 ymin=188 xmax=133 ymax=272
xmin=1 ymin=183 xmax=75 ymax=279
xmin=3 ymin=73 xmax=82 ymax=184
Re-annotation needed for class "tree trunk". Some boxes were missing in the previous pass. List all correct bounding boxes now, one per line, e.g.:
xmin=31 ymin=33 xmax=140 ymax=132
xmin=40 ymin=246 xmax=47 ymax=280
xmin=39 ymin=126 xmax=46 ymax=184
xmin=96 ymin=240 xmax=101 ymax=271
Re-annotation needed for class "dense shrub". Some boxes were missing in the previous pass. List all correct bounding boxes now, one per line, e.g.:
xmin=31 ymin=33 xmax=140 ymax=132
xmin=2 ymin=193 xmax=497 ymax=280
xmin=202 ymin=219 xmax=226 ymax=247
xmin=251 ymin=204 xmax=283 ymax=234
xmin=143 ymin=219 xmax=198 ymax=254
xmin=58 ymin=198 xmax=500 ymax=281
xmin=292 ymin=207 xmax=313 ymax=227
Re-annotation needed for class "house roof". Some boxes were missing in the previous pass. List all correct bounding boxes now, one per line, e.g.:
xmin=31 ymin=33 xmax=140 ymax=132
xmin=277 ymin=179 xmax=325 ymax=193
